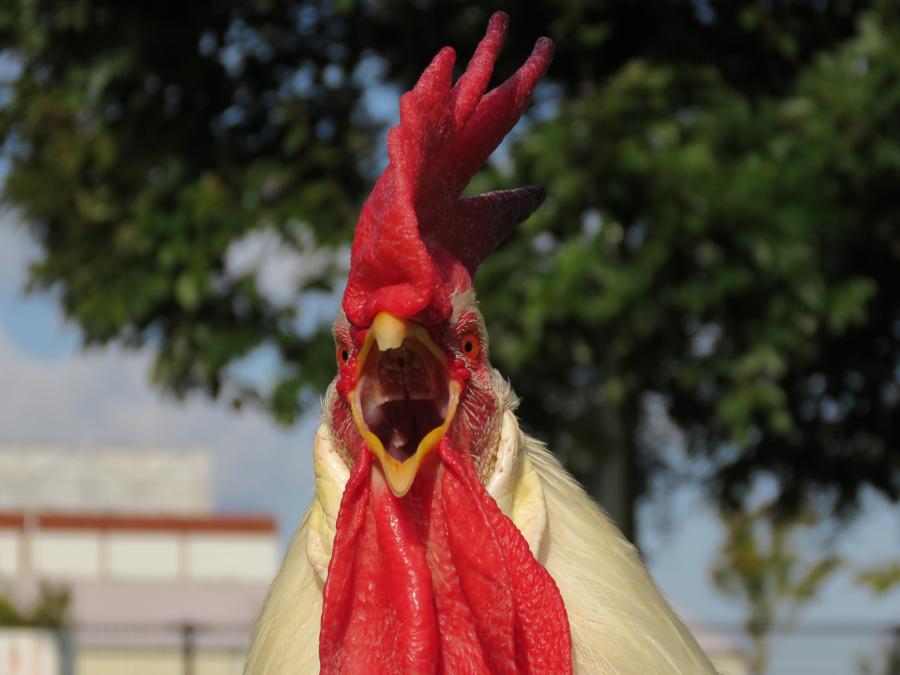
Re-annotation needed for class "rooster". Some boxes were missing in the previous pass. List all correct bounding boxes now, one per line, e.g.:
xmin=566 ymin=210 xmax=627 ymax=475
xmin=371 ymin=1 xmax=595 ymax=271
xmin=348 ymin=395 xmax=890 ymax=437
xmin=246 ymin=13 xmax=716 ymax=675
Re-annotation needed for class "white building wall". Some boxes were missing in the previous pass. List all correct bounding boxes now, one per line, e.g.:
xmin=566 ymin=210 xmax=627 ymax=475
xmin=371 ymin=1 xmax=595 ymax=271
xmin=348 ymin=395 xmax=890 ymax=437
xmin=0 ymin=531 xmax=20 ymax=578
xmin=186 ymin=534 xmax=277 ymax=582
xmin=107 ymin=533 xmax=181 ymax=581
xmin=0 ymin=445 xmax=211 ymax=514
xmin=32 ymin=531 xmax=101 ymax=578
xmin=6 ymin=526 xmax=277 ymax=582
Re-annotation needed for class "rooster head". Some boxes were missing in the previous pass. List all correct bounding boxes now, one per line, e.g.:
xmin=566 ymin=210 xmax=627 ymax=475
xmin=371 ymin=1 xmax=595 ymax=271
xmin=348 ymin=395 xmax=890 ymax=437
xmin=319 ymin=13 xmax=572 ymax=674
xmin=330 ymin=11 xmax=551 ymax=497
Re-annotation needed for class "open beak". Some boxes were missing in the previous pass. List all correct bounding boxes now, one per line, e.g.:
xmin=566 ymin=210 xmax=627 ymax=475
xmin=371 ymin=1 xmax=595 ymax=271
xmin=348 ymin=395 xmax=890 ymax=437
xmin=349 ymin=312 xmax=461 ymax=497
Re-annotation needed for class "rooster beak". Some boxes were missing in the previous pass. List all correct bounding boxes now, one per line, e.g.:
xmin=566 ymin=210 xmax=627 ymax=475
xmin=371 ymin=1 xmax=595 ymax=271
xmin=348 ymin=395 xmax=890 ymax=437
xmin=349 ymin=312 xmax=460 ymax=497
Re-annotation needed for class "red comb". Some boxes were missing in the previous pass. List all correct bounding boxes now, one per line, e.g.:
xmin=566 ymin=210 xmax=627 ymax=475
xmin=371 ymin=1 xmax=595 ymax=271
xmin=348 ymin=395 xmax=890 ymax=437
xmin=342 ymin=12 xmax=554 ymax=327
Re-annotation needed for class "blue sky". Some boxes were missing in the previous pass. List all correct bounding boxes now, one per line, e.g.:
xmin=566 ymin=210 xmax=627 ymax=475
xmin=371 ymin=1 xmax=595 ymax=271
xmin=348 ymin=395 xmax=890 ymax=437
xmin=1 ymin=212 xmax=897 ymax=672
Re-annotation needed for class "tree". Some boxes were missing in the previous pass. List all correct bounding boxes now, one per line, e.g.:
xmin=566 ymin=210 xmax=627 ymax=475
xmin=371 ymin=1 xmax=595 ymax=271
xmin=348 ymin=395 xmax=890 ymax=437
xmin=479 ymin=0 xmax=900 ymax=526
xmin=711 ymin=504 xmax=841 ymax=675
xmin=859 ymin=628 xmax=900 ymax=675
xmin=856 ymin=564 xmax=900 ymax=675
xmin=0 ymin=583 xmax=70 ymax=629
xmin=0 ymin=0 xmax=376 ymax=421
xmin=0 ymin=0 xmax=897 ymax=537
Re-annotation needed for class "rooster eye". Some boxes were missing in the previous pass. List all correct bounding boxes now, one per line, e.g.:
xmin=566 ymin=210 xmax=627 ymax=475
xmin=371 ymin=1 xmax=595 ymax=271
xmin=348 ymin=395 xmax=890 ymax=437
xmin=460 ymin=332 xmax=481 ymax=361
xmin=337 ymin=346 xmax=350 ymax=364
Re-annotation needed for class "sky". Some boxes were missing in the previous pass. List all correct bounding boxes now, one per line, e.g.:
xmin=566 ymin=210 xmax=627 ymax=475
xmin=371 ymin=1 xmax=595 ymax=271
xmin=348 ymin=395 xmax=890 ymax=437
xmin=1 ymin=211 xmax=897 ymax=673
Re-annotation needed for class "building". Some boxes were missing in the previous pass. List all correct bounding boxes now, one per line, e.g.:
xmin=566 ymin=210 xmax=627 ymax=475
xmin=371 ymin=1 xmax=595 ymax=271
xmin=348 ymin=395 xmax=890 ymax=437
xmin=0 ymin=444 xmax=278 ymax=675
xmin=0 ymin=443 xmax=211 ymax=515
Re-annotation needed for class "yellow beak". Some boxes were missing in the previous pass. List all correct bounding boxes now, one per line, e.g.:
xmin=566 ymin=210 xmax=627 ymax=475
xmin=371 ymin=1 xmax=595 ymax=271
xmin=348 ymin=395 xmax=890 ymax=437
xmin=349 ymin=312 xmax=460 ymax=497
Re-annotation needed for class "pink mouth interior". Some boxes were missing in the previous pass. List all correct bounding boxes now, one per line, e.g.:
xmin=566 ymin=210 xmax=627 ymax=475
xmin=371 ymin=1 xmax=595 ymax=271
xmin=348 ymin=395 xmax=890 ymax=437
xmin=357 ymin=339 xmax=449 ymax=462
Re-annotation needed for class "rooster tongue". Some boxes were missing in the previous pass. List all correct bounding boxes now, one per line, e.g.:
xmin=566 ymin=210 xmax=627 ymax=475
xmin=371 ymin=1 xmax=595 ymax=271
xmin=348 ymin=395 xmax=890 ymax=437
xmin=319 ymin=442 xmax=573 ymax=675
xmin=369 ymin=399 xmax=444 ymax=462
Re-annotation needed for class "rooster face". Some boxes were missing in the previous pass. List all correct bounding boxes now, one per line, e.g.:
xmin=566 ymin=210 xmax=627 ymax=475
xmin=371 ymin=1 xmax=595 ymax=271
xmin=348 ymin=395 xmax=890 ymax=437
xmin=329 ymin=289 xmax=502 ymax=497
xmin=309 ymin=15 xmax=574 ymax=675
xmin=320 ymin=12 xmax=552 ymax=500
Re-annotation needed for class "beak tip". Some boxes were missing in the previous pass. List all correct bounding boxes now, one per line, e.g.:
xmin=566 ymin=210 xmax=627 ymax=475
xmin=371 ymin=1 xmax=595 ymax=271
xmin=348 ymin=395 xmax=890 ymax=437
xmin=371 ymin=312 xmax=408 ymax=351
xmin=382 ymin=460 xmax=417 ymax=498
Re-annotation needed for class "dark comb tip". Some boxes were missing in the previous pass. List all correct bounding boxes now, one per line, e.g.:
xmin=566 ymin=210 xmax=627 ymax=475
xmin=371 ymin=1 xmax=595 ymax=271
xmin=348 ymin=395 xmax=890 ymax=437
xmin=426 ymin=186 xmax=547 ymax=274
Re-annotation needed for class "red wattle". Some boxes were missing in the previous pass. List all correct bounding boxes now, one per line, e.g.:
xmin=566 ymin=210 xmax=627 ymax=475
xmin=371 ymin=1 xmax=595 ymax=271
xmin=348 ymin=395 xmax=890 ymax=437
xmin=438 ymin=442 xmax=573 ymax=674
xmin=319 ymin=443 xmax=573 ymax=675
xmin=319 ymin=450 xmax=439 ymax=674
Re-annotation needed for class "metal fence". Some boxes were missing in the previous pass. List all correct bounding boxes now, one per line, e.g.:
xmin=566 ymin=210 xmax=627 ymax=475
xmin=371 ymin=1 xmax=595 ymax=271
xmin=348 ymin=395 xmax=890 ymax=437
xmin=4 ymin=621 xmax=897 ymax=675
xmin=694 ymin=622 xmax=900 ymax=675
xmin=64 ymin=624 xmax=251 ymax=675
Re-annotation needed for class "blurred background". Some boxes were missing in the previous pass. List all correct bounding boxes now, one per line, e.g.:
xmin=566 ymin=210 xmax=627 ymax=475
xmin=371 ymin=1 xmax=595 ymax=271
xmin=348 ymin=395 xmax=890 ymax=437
xmin=0 ymin=0 xmax=898 ymax=673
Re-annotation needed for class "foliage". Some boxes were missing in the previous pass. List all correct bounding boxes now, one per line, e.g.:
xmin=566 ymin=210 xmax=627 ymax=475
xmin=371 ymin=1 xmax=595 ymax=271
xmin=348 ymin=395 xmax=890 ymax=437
xmin=480 ymin=1 xmax=900 ymax=519
xmin=0 ymin=583 xmax=70 ymax=628
xmin=711 ymin=504 xmax=841 ymax=675
xmin=857 ymin=562 xmax=900 ymax=595
xmin=0 ymin=0 xmax=374 ymax=422
xmin=859 ymin=631 xmax=900 ymax=675
xmin=0 ymin=0 xmax=898 ymax=534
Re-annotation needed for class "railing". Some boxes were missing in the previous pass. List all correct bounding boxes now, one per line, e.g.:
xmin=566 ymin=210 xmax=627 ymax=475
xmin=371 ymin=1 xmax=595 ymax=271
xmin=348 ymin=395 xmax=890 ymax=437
xmin=69 ymin=624 xmax=253 ymax=675
xmin=691 ymin=621 xmax=900 ymax=675
xmin=5 ymin=621 xmax=896 ymax=675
